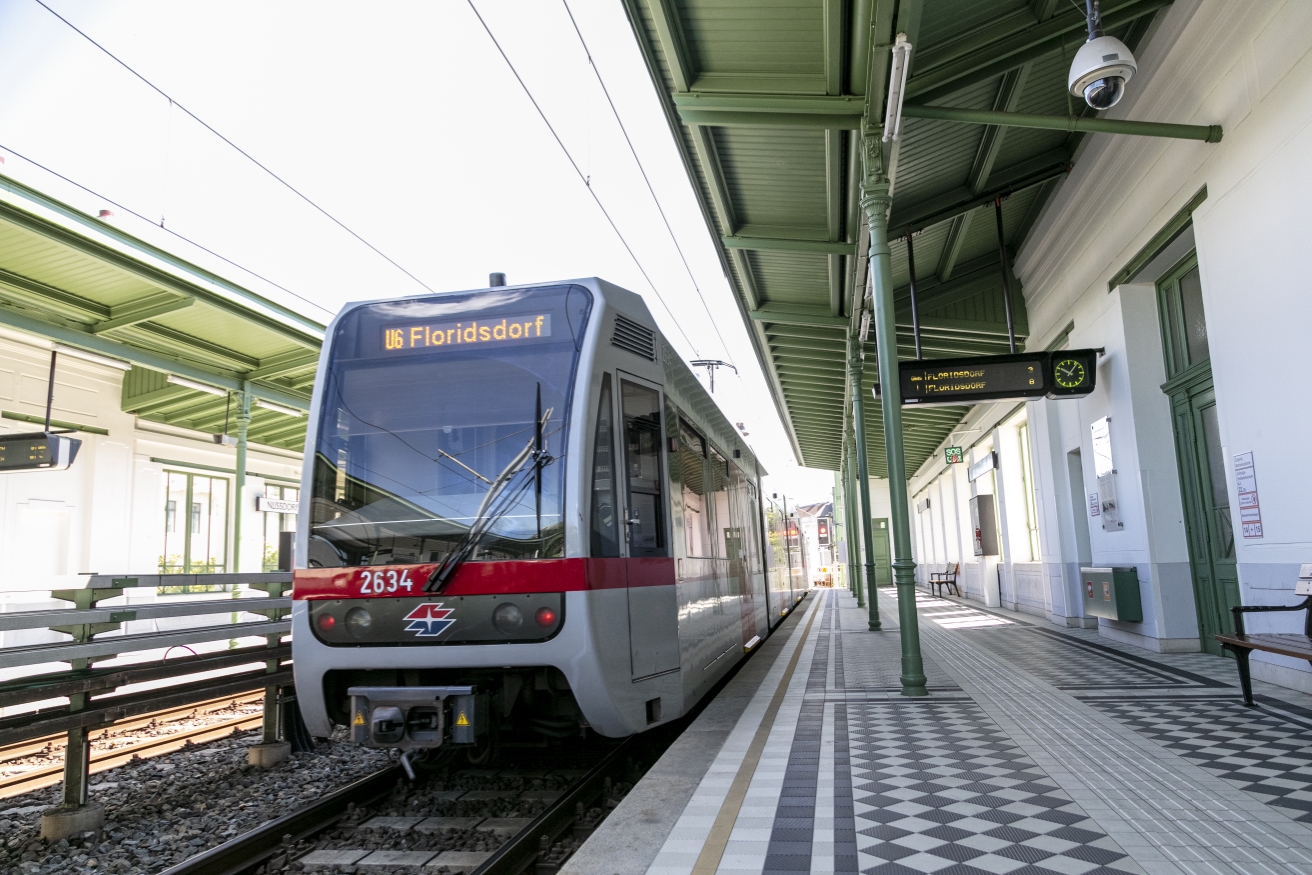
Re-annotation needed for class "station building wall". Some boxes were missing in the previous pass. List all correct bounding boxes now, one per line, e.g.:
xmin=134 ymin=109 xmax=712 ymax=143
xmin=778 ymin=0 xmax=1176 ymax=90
xmin=0 ymin=325 xmax=304 ymax=668
xmin=909 ymin=0 xmax=1312 ymax=690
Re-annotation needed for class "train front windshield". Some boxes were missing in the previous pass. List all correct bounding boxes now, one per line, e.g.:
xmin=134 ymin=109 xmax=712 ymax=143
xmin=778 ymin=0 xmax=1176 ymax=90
xmin=308 ymin=285 xmax=592 ymax=567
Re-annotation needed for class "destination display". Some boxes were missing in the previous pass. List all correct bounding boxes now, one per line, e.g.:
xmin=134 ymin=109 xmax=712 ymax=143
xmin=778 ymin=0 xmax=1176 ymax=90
xmin=899 ymin=349 xmax=1098 ymax=407
xmin=0 ymin=433 xmax=83 ymax=472
xmin=382 ymin=313 xmax=553 ymax=352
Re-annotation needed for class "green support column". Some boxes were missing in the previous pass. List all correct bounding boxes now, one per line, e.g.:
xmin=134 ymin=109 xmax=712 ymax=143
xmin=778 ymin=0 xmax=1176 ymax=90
xmin=861 ymin=139 xmax=927 ymax=696
xmin=849 ymin=334 xmax=881 ymax=631
xmin=232 ymin=385 xmax=251 ymax=574
xmin=844 ymin=442 xmax=864 ymax=607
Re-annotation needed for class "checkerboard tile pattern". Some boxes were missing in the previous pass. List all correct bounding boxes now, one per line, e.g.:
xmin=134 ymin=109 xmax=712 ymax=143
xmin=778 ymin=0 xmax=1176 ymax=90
xmin=848 ymin=701 xmax=1138 ymax=875
xmin=839 ymin=598 xmax=959 ymax=693
xmin=1092 ymin=696 xmax=1312 ymax=823
xmin=960 ymin=626 xmax=1216 ymax=691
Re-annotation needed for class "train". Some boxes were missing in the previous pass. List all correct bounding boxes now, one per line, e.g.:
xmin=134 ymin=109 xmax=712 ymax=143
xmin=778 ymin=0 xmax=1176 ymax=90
xmin=291 ymin=277 xmax=810 ymax=757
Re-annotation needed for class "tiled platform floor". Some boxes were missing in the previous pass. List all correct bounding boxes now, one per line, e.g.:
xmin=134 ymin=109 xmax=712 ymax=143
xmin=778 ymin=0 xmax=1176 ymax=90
xmin=622 ymin=587 xmax=1312 ymax=875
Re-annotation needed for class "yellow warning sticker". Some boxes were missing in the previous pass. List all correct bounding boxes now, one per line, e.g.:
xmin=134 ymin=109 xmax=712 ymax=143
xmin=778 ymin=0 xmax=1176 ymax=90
xmin=455 ymin=711 xmax=470 ymax=726
xmin=353 ymin=712 xmax=366 ymax=726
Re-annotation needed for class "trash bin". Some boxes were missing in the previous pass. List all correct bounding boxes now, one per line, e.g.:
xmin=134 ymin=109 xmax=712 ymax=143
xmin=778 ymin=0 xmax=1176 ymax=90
xmin=1079 ymin=566 xmax=1142 ymax=622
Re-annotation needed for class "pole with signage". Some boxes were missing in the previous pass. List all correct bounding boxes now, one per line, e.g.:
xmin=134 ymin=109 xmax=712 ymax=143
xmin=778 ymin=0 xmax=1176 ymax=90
xmin=862 ymin=158 xmax=926 ymax=696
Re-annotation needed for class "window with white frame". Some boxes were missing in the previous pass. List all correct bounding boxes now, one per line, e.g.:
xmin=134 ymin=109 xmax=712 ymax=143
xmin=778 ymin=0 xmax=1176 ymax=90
xmin=262 ymin=484 xmax=300 ymax=571
xmin=1018 ymin=422 xmax=1041 ymax=560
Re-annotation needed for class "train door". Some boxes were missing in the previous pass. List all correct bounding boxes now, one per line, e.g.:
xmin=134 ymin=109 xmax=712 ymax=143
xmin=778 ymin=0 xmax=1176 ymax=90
xmin=727 ymin=464 xmax=763 ymax=645
xmin=618 ymin=374 xmax=678 ymax=678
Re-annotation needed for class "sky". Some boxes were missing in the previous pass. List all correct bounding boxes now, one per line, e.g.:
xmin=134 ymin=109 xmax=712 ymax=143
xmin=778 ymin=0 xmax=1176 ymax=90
xmin=0 ymin=0 xmax=838 ymax=505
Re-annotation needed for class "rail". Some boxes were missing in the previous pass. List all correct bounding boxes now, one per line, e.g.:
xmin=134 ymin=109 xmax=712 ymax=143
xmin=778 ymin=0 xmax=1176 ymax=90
xmin=0 ymin=571 xmax=292 ymax=837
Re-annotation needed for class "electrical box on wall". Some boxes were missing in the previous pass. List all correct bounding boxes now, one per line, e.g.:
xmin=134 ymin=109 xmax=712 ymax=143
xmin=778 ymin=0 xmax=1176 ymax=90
xmin=969 ymin=495 xmax=999 ymax=556
xmin=1080 ymin=566 xmax=1142 ymax=622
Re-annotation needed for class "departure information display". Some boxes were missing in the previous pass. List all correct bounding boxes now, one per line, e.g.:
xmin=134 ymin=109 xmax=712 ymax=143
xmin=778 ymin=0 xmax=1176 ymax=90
xmin=0 ymin=433 xmax=82 ymax=471
xmin=382 ymin=314 xmax=553 ymax=352
xmin=899 ymin=349 xmax=1098 ymax=406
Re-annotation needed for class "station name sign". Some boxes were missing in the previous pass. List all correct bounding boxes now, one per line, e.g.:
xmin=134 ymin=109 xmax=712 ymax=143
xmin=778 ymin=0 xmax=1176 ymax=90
xmin=899 ymin=349 xmax=1098 ymax=407
xmin=0 ymin=433 xmax=83 ymax=472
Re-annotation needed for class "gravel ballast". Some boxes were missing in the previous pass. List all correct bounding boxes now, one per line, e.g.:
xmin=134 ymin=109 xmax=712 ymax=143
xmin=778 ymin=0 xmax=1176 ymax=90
xmin=0 ymin=727 xmax=389 ymax=875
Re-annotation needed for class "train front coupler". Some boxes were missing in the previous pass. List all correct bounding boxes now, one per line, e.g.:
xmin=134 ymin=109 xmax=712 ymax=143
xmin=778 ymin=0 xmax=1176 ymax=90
xmin=347 ymin=685 xmax=489 ymax=759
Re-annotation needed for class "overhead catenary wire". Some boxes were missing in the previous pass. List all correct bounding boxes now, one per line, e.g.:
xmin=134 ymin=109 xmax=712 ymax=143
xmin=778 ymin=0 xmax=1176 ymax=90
xmin=558 ymin=0 xmax=737 ymax=371
xmin=463 ymin=0 xmax=698 ymax=356
xmin=0 ymin=142 xmax=335 ymax=320
xmin=31 ymin=0 xmax=438 ymax=296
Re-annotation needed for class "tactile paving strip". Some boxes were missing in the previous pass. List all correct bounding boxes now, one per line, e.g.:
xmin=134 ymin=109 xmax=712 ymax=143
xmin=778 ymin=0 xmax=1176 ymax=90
xmin=958 ymin=626 xmax=1222 ymax=691
xmin=848 ymin=700 xmax=1138 ymax=875
xmin=1091 ymin=695 xmax=1312 ymax=824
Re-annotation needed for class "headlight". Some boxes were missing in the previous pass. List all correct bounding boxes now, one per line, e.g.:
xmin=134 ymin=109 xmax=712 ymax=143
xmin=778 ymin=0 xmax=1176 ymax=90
xmin=345 ymin=606 xmax=372 ymax=638
xmin=492 ymin=602 xmax=524 ymax=634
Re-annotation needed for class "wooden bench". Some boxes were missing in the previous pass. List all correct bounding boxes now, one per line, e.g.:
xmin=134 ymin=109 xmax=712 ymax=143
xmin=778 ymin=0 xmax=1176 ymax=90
xmin=930 ymin=562 xmax=961 ymax=598
xmin=1215 ymin=596 xmax=1312 ymax=707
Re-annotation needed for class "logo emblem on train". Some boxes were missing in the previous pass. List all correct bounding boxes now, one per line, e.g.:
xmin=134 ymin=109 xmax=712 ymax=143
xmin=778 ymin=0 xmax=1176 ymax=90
xmin=403 ymin=603 xmax=455 ymax=637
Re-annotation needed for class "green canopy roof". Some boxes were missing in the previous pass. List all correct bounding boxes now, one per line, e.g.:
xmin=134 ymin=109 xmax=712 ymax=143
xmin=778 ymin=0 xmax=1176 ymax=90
xmin=624 ymin=0 xmax=1163 ymax=473
xmin=0 ymin=173 xmax=323 ymax=450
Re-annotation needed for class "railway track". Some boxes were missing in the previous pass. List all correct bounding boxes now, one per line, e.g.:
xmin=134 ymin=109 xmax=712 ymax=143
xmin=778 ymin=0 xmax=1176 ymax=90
xmin=0 ymin=693 xmax=264 ymax=798
xmin=160 ymin=727 xmax=678 ymax=875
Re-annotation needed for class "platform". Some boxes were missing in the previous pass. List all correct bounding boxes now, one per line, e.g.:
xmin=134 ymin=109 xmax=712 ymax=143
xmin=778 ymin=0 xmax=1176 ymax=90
xmin=564 ymin=587 xmax=1312 ymax=875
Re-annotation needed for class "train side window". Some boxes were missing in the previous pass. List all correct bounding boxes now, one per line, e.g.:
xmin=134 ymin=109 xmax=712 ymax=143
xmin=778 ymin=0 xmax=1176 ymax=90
xmin=679 ymin=419 xmax=713 ymax=557
xmin=621 ymin=380 xmax=667 ymax=557
xmin=709 ymin=449 xmax=732 ymax=559
xmin=590 ymin=374 xmax=621 ymax=557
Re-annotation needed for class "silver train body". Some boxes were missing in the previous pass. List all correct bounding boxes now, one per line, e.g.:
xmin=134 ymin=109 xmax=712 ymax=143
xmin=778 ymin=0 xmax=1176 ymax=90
xmin=292 ymin=278 xmax=809 ymax=748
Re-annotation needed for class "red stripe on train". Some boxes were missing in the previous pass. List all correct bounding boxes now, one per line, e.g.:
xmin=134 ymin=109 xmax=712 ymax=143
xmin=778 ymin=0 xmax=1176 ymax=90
xmin=293 ymin=557 xmax=676 ymax=600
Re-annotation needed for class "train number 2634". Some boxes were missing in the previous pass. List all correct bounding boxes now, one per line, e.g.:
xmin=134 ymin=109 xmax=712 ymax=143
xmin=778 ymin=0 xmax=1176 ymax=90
xmin=358 ymin=569 xmax=414 ymax=594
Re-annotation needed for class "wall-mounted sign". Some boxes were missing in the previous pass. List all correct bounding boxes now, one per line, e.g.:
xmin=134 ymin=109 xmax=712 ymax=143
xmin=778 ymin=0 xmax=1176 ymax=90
xmin=968 ymin=451 xmax=998 ymax=482
xmin=945 ymin=446 xmax=963 ymax=464
xmin=256 ymin=496 xmax=300 ymax=514
xmin=0 ymin=433 xmax=82 ymax=472
xmin=1090 ymin=417 xmax=1122 ymax=531
xmin=916 ymin=497 xmax=931 ymax=513
xmin=1234 ymin=452 xmax=1262 ymax=539
xmin=898 ymin=349 xmax=1098 ymax=407
xmin=1088 ymin=492 xmax=1100 ymax=517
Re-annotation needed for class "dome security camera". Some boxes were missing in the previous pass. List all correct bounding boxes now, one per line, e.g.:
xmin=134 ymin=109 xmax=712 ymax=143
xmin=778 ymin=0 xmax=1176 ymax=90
xmin=1068 ymin=0 xmax=1137 ymax=110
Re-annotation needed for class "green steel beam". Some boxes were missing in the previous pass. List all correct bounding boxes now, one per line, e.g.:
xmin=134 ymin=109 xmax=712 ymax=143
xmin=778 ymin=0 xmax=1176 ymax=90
xmin=724 ymin=236 xmax=854 ymax=255
xmin=246 ymin=350 xmax=321 ymax=381
xmin=641 ymin=0 xmax=693 ymax=92
xmin=676 ymin=109 xmax=862 ymax=130
xmin=751 ymin=305 xmax=848 ymax=327
xmin=0 ymin=303 xmax=309 ymax=410
xmin=889 ymin=150 xmax=1070 ymax=233
xmin=673 ymin=93 xmax=863 ymax=116
xmin=93 ymin=292 xmax=194 ymax=334
xmin=766 ymin=322 xmax=848 ymax=340
xmin=0 ymin=266 xmax=109 ymax=322
xmin=903 ymin=105 xmax=1222 ymax=142
xmin=905 ymin=0 xmax=1172 ymax=104
xmin=125 ymin=323 xmax=262 ymax=370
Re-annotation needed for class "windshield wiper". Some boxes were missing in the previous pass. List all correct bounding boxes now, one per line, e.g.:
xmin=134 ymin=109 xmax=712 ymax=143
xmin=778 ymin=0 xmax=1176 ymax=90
xmin=424 ymin=386 xmax=554 ymax=593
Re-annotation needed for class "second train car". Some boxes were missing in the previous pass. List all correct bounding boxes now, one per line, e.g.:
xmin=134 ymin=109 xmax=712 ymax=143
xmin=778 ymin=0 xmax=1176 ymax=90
xmin=291 ymin=277 xmax=809 ymax=754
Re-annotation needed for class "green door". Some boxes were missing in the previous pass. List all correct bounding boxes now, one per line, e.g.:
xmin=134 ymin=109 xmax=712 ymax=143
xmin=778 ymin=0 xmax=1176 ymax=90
xmin=1171 ymin=386 xmax=1240 ymax=655
xmin=1158 ymin=254 xmax=1238 ymax=656
xmin=871 ymin=518 xmax=893 ymax=588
